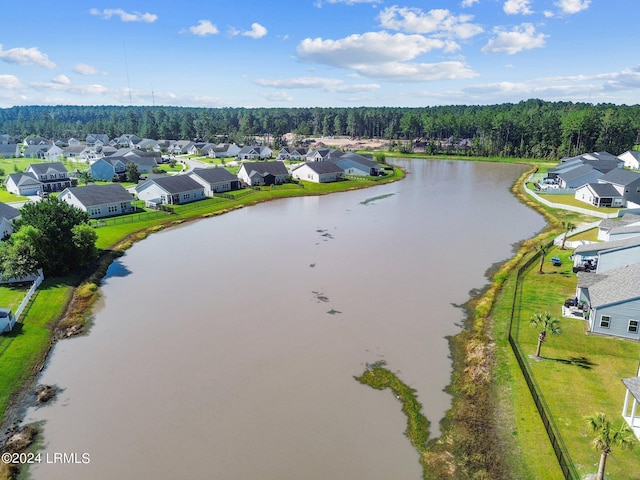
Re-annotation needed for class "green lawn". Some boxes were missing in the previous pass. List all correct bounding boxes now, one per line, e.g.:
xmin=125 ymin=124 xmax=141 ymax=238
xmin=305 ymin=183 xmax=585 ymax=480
xmin=510 ymin=245 xmax=640 ymax=479
xmin=0 ymin=280 xmax=74 ymax=425
xmin=540 ymin=193 xmax=621 ymax=214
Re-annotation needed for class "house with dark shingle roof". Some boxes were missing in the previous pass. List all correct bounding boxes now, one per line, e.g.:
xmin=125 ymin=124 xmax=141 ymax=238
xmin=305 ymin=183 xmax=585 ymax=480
xmin=59 ymin=184 xmax=135 ymax=219
xmin=598 ymin=168 xmax=640 ymax=207
xmin=575 ymin=263 xmax=640 ymax=340
xmin=237 ymin=161 xmax=289 ymax=186
xmin=0 ymin=144 xmax=20 ymax=158
xmin=4 ymin=172 xmax=42 ymax=196
xmin=333 ymin=152 xmax=382 ymax=176
xmin=237 ymin=145 xmax=272 ymax=160
xmin=0 ymin=202 xmax=20 ymax=240
xmin=556 ymin=164 xmax=603 ymax=189
xmin=189 ymin=168 xmax=240 ymax=195
xmin=574 ymin=182 xmax=625 ymax=208
xmin=135 ymin=175 xmax=205 ymax=205
xmin=26 ymin=162 xmax=72 ymax=192
xmin=291 ymin=161 xmax=343 ymax=183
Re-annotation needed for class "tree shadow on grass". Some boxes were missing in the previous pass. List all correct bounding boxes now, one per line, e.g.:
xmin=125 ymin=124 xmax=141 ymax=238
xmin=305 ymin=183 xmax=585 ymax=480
xmin=546 ymin=355 xmax=596 ymax=369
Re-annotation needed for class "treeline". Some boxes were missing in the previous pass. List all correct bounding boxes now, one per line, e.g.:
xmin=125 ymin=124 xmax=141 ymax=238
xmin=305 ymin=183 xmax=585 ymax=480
xmin=1 ymin=99 xmax=639 ymax=159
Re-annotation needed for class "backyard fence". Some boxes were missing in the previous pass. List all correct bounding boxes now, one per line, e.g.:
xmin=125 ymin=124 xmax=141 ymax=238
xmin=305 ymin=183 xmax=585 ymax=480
xmin=13 ymin=269 xmax=44 ymax=325
xmin=508 ymin=244 xmax=580 ymax=480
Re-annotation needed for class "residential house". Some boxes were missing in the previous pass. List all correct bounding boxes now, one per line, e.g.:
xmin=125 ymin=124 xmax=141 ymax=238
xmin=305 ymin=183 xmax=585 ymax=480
xmin=59 ymin=184 xmax=135 ymax=219
xmin=237 ymin=161 xmax=289 ymax=186
xmin=291 ymin=161 xmax=343 ymax=183
xmin=575 ymin=263 xmax=640 ymax=340
xmin=135 ymin=175 xmax=205 ymax=206
xmin=598 ymin=213 xmax=640 ymax=241
xmin=86 ymin=134 xmax=110 ymax=147
xmin=63 ymin=145 xmax=87 ymax=160
xmin=277 ymin=147 xmax=309 ymax=161
xmin=4 ymin=172 xmax=42 ymax=196
xmin=597 ymin=169 xmax=640 ymax=208
xmin=22 ymin=144 xmax=49 ymax=159
xmin=23 ymin=136 xmax=49 ymax=146
xmin=556 ymin=164 xmax=603 ymax=189
xmin=0 ymin=134 xmax=15 ymax=144
xmin=333 ymin=152 xmax=382 ymax=176
xmin=573 ymin=235 xmax=640 ymax=274
xmin=306 ymin=148 xmax=345 ymax=162
xmin=207 ymin=143 xmax=240 ymax=158
xmin=42 ymin=144 xmax=65 ymax=162
xmin=619 ymin=150 xmax=640 ymax=170
xmin=0 ymin=144 xmax=20 ymax=158
xmin=112 ymin=134 xmax=141 ymax=148
xmin=237 ymin=145 xmax=272 ymax=160
xmin=26 ymin=162 xmax=72 ymax=192
xmin=135 ymin=138 xmax=160 ymax=152
xmin=0 ymin=202 xmax=20 ymax=240
xmin=189 ymin=168 xmax=240 ymax=196
xmin=90 ymin=156 xmax=128 ymax=181
xmin=574 ymin=183 xmax=625 ymax=208
xmin=67 ymin=138 xmax=80 ymax=146
xmin=185 ymin=142 xmax=208 ymax=156
xmin=168 ymin=140 xmax=194 ymax=155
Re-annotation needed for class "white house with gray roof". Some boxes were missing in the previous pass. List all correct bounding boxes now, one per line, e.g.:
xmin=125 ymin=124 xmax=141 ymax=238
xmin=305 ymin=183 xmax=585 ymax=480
xmin=291 ymin=161 xmax=343 ymax=183
xmin=59 ymin=184 xmax=135 ymax=219
xmin=135 ymin=175 xmax=205 ymax=206
xmin=237 ymin=161 xmax=289 ymax=186
xmin=189 ymin=168 xmax=240 ymax=195
xmin=598 ymin=213 xmax=640 ymax=241
xmin=4 ymin=172 xmax=43 ymax=196
xmin=575 ymin=263 xmax=640 ymax=340
xmin=618 ymin=150 xmax=640 ymax=170
xmin=574 ymin=182 xmax=625 ymax=208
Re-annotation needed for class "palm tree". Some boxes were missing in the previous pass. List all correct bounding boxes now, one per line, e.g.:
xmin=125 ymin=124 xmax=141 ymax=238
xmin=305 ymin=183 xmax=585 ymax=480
xmin=560 ymin=220 xmax=577 ymax=249
xmin=529 ymin=311 xmax=561 ymax=358
xmin=585 ymin=412 xmax=634 ymax=480
xmin=536 ymin=242 xmax=549 ymax=274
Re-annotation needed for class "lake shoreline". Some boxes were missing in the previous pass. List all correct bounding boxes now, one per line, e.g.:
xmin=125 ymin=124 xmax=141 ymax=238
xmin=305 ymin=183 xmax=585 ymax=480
xmin=0 ymin=160 xmax=550 ymax=479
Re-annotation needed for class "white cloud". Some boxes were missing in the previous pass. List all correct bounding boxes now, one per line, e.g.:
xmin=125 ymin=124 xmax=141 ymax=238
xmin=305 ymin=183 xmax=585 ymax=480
xmin=261 ymin=91 xmax=294 ymax=102
xmin=89 ymin=8 xmax=157 ymax=23
xmin=0 ymin=74 xmax=22 ymax=90
xmin=378 ymin=7 xmax=483 ymax=39
xmin=30 ymin=75 xmax=109 ymax=96
xmin=255 ymin=77 xmax=380 ymax=93
xmin=298 ymin=31 xmax=447 ymax=67
xmin=461 ymin=0 xmax=480 ymax=6
xmin=481 ymin=23 xmax=547 ymax=55
xmin=0 ymin=44 xmax=56 ymax=69
xmin=543 ymin=10 xmax=555 ymax=17
xmin=242 ymin=23 xmax=268 ymax=39
xmin=188 ymin=20 xmax=219 ymax=37
xmin=352 ymin=61 xmax=477 ymax=82
xmin=555 ymin=0 xmax=591 ymax=14
xmin=297 ymin=31 xmax=478 ymax=82
xmin=503 ymin=0 xmax=533 ymax=15
xmin=89 ymin=8 xmax=156 ymax=23
xmin=73 ymin=63 xmax=99 ymax=75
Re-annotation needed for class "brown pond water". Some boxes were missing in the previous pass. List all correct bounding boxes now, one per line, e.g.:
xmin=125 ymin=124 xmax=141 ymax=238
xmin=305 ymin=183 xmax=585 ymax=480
xmin=23 ymin=159 xmax=545 ymax=479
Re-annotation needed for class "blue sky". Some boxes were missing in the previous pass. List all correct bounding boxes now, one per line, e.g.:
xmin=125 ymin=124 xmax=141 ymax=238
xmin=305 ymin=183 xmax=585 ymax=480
xmin=0 ymin=0 xmax=638 ymax=108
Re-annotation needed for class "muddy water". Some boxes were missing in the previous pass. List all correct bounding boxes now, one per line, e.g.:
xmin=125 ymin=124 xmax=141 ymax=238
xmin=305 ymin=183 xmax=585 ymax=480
xmin=23 ymin=159 xmax=544 ymax=480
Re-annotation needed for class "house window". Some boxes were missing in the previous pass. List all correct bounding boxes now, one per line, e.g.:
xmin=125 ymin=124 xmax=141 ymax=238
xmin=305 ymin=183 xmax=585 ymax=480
xmin=600 ymin=315 xmax=610 ymax=329
xmin=628 ymin=320 xmax=639 ymax=334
